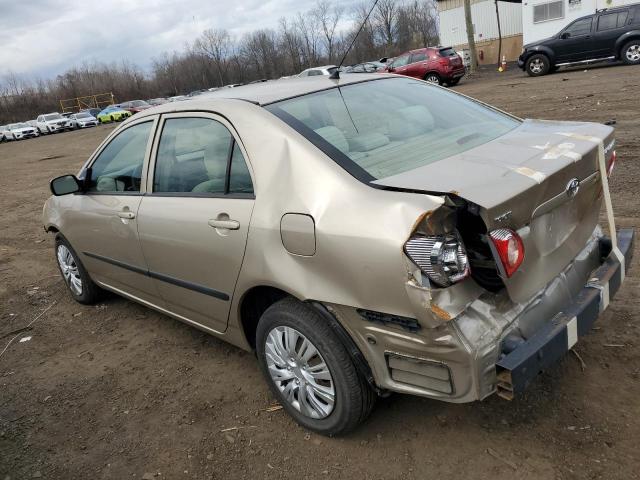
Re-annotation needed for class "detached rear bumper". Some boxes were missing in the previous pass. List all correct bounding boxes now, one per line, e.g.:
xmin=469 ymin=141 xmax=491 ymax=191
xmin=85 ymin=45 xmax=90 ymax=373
xmin=495 ymin=228 xmax=634 ymax=399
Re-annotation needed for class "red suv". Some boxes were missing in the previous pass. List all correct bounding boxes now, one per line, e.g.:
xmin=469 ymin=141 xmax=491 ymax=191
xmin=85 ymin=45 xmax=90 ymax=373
xmin=381 ymin=47 xmax=465 ymax=86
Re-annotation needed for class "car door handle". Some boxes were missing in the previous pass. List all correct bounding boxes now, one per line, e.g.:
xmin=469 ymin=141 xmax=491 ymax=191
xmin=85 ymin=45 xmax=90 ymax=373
xmin=117 ymin=211 xmax=136 ymax=219
xmin=208 ymin=219 xmax=240 ymax=230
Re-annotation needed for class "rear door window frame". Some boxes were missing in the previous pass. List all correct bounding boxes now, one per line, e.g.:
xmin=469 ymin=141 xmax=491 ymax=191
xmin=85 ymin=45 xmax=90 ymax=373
xmin=145 ymin=112 xmax=256 ymax=200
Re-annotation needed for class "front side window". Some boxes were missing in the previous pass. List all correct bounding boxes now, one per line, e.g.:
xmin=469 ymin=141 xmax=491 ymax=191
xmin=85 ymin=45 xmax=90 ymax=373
xmin=565 ymin=17 xmax=593 ymax=36
xmin=88 ymin=121 xmax=153 ymax=193
xmin=266 ymin=78 xmax=519 ymax=181
xmin=153 ymin=117 xmax=253 ymax=195
xmin=533 ymin=0 xmax=564 ymax=23
xmin=392 ymin=55 xmax=410 ymax=68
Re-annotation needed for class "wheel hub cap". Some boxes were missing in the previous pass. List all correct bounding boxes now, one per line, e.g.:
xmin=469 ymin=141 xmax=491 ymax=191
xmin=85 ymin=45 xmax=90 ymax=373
xmin=627 ymin=45 xmax=640 ymax=61
xmin=531 ymin=59 xmax=543 ymax=73
xmin=57 ymin=245 xmax=83 ymax=295
xmin=265 ymin=326 xmax=335 ymax=419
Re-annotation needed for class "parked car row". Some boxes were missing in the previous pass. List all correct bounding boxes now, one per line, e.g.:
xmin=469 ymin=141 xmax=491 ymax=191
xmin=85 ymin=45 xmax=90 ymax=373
xmin=297 ymin=47 xmax=466 ymax=87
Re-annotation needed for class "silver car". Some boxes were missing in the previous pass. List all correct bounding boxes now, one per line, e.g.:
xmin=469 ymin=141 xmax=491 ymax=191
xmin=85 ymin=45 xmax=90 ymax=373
xmin=43 ymin=74 xmax=633 ymax=435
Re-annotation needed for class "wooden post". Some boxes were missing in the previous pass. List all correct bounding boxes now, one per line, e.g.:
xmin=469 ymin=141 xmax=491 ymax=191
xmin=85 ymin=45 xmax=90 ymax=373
xmin=463 ymin=0 xmax=479 ymax=73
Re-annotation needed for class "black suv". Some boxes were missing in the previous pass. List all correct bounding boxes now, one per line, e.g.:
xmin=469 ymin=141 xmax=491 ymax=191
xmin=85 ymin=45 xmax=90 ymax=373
xmin=518 ymin=3 xmax=640 ymax=76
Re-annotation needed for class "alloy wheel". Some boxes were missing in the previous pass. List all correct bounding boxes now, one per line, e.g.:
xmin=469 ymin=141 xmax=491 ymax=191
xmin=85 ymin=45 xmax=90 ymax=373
xmin=426 ymin=74 xmax=440 ymax=84
xmin=530 ymin=58 xmax=544 ymax=74
xmin=626 ymin=44 xmax=640 ymax=62
xmin=57 ymin=244 xmax=83 ymax=296
xmin=264 ymin=326 xmax=335 ymax=419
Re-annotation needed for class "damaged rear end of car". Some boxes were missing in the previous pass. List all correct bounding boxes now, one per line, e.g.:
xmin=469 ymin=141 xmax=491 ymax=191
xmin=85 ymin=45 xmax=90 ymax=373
xmin=267 ymin=76 xmax=633 ymax=402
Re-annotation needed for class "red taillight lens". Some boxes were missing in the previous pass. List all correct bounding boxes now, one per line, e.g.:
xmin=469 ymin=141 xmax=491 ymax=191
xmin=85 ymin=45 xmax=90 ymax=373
xmin=489 ymin=229 xmax=524 ymax=278
xmin=438 ymin=58 xmax=449 ymax=67
xmin=607 ymin=150 xmax=616 ymax=177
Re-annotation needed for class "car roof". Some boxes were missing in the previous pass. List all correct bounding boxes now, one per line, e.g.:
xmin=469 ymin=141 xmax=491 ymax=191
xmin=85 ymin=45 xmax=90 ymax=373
xmin=141 ymin=74 xmax=392 ymax=110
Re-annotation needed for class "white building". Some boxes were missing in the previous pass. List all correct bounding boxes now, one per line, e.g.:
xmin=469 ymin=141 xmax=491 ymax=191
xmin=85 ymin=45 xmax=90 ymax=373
xmin=524 ymin=0 xmax=638 ymax=44
xmin=437 ymin=0 xmax=524 ymax=64
xmin=437 ymin=0 xmax=639 ymax=64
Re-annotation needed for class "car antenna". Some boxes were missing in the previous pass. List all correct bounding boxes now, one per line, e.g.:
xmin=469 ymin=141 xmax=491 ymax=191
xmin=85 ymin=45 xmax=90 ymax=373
xmin=329 ymin=0 xmax=380 ymax=80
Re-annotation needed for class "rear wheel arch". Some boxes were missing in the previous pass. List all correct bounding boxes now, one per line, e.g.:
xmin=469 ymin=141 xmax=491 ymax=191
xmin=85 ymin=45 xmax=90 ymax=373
xmin=238 ymin=285 xmax=291 ymax=349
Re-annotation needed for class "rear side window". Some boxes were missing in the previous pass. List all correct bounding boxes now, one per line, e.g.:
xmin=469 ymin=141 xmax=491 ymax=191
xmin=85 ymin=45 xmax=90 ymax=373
xmin=410 ymin=52 xmax=427 ymax=63
xmin=88 ymin=122 xmax=153 ymax=193
xmin=438 ymin=48 xmax=458 ymax=57
xmin=597 ymin=11 xmax=628 ymax=30
xmin=153 ymin=117 xmax=253 ymax=195
xmin=565 ymin=17 xmax=593 ymax=36
xmin=633 ymin=6 xmax=640 ymax=24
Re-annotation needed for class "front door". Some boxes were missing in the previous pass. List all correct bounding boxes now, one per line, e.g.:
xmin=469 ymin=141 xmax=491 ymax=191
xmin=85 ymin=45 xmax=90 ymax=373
xmin=63 ymin=118 xmax=159 ymax=303
xmin=554 ymin=17 xmax=596 ymax=63
xmin=137 ymin=114 xmax=255 ymax=333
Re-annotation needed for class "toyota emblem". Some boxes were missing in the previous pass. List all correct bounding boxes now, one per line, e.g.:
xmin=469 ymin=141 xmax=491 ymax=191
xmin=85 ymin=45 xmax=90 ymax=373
xmin=566 ymin=178 xmax=580 ymax=198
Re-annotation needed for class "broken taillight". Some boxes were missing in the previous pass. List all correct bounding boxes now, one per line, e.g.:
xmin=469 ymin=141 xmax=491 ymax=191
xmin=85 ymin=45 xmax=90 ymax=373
xmin=404 ymin=231 xmax=470 ymax=287
xmin=607 ymin=150 xmax=616 ymax=177
xmin=489 ymin=229 xmax=524 ymax=278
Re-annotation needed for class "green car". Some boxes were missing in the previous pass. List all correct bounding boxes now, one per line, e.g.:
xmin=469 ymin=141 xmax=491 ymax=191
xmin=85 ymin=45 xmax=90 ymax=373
xmin=97 ymin=105 xmax=132 ymax=123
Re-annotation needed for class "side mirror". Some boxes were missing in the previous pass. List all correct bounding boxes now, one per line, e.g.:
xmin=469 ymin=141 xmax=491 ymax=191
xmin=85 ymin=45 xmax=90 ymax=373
xmin=50 ymin=174 xmax=82 ymax=196
xmin=560 ymin=32 xmax=570 ymax=39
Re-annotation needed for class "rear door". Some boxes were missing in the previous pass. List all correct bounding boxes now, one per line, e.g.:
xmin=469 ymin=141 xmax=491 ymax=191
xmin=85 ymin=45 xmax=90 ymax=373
xmin=136 ymin=113 xmax=255 ymax=333
xmin=592 ymin=10 xmax=630 ymax=57
xmin=555 ymin=16 xmax=596 ymax=62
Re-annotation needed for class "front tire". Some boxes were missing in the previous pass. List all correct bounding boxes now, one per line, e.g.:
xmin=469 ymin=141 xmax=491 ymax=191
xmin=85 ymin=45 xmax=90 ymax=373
xmin=621 ymin=40 xmax=640 ymax=65
xmin=55 ymin=234 xmax=102 ymax=305
xmin=256 ymin=298 xmax=375 ymax=436
xmin=526 ymin=54 xmax=550 ymax=76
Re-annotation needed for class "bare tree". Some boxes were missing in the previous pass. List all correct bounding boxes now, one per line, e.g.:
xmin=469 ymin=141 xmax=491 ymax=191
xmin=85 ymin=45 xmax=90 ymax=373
xmin=374 ymin=0 xmax=399 ymax=48
xmin=313 ymin=0 xmax=344 ymax=63
xmin=195 ymin=29 xmax=232 ymax=87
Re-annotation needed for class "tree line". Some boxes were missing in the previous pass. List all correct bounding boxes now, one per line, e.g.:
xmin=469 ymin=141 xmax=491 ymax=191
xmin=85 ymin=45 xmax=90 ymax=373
xmin=0 ymin=0 xmax=438 ymax=124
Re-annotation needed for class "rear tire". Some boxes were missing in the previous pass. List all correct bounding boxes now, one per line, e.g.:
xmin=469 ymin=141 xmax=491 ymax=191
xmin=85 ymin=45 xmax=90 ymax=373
xmin=621 ymin=40 xmax=640 ymax=65
xmin=526 ymin=54 xmax=550 ymax=76
xmin=55 ymin=234 xmax=102 ymax=305
xmin=447 ymin=78 xmax=461 ymax=86
xmin=256 ymin=298 xmax=375 ymax=436
xmin=424 ymin=72 xmax=441 ymax=85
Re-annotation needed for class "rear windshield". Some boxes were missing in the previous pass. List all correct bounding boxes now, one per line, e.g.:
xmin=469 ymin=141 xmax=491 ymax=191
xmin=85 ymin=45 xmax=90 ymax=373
xmin=439 ymin=47 xmax=458 ymax=57
xmin=266 ymin=77 xmax=519 ymax=181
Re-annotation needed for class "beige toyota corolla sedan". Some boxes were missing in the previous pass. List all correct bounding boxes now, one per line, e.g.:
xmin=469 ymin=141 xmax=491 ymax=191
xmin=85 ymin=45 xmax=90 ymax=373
xmin=44 ymin=74 xmax=633 ymax=435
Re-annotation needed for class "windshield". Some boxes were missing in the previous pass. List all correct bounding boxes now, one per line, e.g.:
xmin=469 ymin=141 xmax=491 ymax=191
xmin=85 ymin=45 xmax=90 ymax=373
xmin=266 ymin=78 xmax=519 ymax=181
xmin=9 ymin=123 xmax=28 ymax=129
xmin=131 ymin=100 xmax=148 ymax=107
xmin=44 ymin=114 xmax=63 ymax=121
xmin=76 ymin=112 xmax=91 ymax=118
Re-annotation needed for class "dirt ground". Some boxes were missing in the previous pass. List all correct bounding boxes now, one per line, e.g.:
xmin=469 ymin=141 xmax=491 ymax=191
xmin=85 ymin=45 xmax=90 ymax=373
xmin=1 ymin=64 xmax=639 ymax=480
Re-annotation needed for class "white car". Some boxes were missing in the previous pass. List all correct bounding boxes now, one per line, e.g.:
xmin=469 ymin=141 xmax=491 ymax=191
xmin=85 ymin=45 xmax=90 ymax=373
xmin=69 ymin=112 xmax=99 ymax=129
xmin=0 ymin=125 xmax=8 ymax=142
xmin=6 ymin=122 xmax=39 ymax=140
xmin=298 ymin=65 xmax=338 ymax=77
xmin=36 ymin=113 xmax=71 ymax=134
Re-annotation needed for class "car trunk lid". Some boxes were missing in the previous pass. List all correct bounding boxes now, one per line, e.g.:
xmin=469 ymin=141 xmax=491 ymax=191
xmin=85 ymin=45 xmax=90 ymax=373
xmin=374 ymin=119 xmax=614 ymax=303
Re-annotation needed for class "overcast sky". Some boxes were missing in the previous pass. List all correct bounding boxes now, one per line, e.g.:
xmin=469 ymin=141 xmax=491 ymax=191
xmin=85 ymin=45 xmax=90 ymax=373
xmin=0 ymin=0 xmax=359 ymax=81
